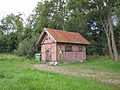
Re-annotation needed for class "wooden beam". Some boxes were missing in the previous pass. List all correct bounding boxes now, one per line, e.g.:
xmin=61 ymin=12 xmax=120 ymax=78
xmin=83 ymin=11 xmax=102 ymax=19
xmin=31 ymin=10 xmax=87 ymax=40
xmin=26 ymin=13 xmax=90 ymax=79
xmin=44 ymin=28 xmax=57 ymax=43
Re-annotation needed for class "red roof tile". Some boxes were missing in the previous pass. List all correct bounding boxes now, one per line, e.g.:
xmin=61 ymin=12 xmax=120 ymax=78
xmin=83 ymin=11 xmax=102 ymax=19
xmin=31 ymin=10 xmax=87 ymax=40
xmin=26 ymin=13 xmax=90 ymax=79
xmin=45 ymin=28 xmax=90 ymax=44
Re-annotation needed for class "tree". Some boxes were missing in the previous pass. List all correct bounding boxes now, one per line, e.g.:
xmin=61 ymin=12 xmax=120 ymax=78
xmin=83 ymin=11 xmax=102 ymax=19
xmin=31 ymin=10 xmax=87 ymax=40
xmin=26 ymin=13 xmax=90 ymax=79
xmin=0 ymin=25 xmax=4 ymax=35
xmin=100 ymin=0 xmax=120 ymax=61
xmin=0 ymin=33 xmax=18 ymax=53
xmin=0 ymin=13 xmax=24 ymax=53
xmin=0 ymin=13 xmax=24 ymax=41
xmin=83 ymin=0 xmax=120 ymax=61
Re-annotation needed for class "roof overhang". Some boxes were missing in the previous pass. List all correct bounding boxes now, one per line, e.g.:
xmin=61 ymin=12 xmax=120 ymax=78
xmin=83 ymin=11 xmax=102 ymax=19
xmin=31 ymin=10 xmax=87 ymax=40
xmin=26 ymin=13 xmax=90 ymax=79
xmin=36 ymin=28 xmax=56 ymax=45
xmin=36 ymin=28 xmax=91 ymax=45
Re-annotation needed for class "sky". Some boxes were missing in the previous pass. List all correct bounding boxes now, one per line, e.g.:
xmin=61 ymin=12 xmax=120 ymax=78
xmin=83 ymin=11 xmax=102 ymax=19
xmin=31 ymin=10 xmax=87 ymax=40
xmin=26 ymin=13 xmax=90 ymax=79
xmin=0 ymin=0 xmax=41 ymax=20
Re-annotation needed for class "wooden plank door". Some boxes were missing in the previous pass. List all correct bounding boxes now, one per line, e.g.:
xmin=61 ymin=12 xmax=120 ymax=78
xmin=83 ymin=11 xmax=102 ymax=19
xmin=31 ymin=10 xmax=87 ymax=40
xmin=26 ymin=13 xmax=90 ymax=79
xmin=45 ymin=49 xmax=51 ymax=62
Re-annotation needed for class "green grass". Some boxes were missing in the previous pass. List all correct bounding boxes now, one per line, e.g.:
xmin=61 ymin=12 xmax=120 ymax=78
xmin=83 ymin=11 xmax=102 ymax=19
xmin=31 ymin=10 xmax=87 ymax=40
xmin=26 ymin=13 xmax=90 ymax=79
xmin=61 ymin=56 xmax=120 ymax=90
xmin=0 ymin=54 xmax=113 ymax=90
xmin=64 ymin=59 xmax=120 ymax=72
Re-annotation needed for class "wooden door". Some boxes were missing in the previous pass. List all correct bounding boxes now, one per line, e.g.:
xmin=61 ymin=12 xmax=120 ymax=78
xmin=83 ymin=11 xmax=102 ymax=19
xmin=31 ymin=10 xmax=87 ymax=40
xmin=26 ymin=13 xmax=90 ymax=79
xmin=45 ymin=49 xmax=51 ymax=62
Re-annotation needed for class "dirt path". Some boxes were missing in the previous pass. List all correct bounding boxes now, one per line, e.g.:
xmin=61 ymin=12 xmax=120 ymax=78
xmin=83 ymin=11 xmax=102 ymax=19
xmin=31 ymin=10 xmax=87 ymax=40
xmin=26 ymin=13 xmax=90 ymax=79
xmin=33 ymin=64 xmax=120 ymax=87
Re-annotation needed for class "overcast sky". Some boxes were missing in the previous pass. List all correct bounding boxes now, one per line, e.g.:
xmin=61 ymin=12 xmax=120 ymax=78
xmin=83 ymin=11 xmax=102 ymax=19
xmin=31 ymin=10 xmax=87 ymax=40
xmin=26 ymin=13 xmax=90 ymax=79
xmin=0 ymin=0 xmax=41 ymax=20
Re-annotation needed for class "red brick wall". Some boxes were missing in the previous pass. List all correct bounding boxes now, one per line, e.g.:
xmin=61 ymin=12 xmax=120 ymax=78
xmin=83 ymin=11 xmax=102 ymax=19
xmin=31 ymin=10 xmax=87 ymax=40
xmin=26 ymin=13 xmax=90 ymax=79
xmin=41 ymin=34 xmax=57 ymax=62
xmin=57 ymin=44 xmax=86 ymax=62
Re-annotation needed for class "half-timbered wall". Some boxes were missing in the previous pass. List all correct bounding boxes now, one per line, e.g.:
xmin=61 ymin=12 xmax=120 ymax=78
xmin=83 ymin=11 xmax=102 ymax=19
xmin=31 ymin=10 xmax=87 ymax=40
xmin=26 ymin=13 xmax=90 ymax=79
xmin=57 ymin=44 xmax=86 ymax=62
xmin=41 ymin=34 xmax=57 ymax=62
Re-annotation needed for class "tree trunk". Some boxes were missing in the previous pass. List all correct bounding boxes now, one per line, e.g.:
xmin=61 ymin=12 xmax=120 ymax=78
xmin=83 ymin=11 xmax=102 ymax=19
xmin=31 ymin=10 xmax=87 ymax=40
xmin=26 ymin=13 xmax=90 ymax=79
xmin=106 ymin=33 xmax=113 ymax=57
xmin=108 ymin=15 xmax=119 ymax=61
xmin=100 ymin=17 xmax=113 ymax=57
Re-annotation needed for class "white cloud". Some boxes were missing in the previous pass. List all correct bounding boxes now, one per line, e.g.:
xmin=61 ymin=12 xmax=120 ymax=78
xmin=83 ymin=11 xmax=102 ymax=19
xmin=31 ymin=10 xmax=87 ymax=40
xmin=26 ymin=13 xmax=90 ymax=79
xmin=0 ymin=0 xmax=41 ymax=20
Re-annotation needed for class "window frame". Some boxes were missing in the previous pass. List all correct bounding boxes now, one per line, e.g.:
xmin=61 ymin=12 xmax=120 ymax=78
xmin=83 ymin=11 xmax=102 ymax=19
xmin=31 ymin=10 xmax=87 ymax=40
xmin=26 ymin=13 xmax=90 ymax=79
xmin=65 ymin=46 xmax=72 ymax=52
xmin=78 ymin=46 xmax=83 ymax=52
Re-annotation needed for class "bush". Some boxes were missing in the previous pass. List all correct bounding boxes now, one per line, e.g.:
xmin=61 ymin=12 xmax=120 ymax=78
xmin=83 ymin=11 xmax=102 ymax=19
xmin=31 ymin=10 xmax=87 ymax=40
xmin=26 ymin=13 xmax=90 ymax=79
xmin=0 ymin=33 xmax=18 ymax=53
xmin=87 ymin=55 xmax=113 ymax=60
xmin=15 ymin=36 xmax=38 ymax=58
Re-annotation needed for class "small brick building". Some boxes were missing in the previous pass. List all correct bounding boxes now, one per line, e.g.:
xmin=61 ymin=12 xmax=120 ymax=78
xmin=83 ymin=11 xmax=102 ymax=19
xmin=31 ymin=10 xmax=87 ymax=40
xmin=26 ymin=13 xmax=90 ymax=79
xmin=36 ymin=28 xmax=90 ymax=63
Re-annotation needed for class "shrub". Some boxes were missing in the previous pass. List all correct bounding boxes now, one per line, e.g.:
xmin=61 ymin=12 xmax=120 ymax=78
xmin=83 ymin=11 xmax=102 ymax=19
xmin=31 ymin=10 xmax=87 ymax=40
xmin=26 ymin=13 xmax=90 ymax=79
xmin=59 ymin=56 xmax=64 ymax=63
xmin=15 ymin=36 xmax=38 ymax=58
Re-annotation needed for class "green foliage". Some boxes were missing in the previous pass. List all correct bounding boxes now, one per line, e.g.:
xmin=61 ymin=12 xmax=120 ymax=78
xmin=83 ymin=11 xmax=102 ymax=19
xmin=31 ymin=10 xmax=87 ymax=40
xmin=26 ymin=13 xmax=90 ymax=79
xmin=15 ymin=35 xmax=38 ymax=58
xmin=0 ymin=33 xmax=18 ymax=53
xmin=0 ymin=13 xmax=25 ymax=54
xmin=75 ymin=0 xmax=120 ymax=61
xmin=0 ymin=13 xmax=24 ymax=35
xmin=59 ymin=56 xmax=64 ymax=63
xmin=114 ymin=20 xmax=120 ymax=53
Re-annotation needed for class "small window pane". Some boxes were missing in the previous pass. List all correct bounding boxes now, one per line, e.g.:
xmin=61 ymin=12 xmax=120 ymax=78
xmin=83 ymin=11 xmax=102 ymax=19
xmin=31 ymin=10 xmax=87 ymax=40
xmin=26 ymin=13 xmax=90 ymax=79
xmin=65 ymin=46 xmax=72 ymax=52
xmin=78 ymin=46 xmax=83 ymax=52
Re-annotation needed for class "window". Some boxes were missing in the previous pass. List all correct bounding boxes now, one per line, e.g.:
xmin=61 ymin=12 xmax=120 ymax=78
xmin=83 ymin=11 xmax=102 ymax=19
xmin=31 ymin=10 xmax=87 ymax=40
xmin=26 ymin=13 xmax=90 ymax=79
xmin=65 ymin=46 xmax=72 ymax=52
xmin=78 ymin=46 xmax=83 ymax=52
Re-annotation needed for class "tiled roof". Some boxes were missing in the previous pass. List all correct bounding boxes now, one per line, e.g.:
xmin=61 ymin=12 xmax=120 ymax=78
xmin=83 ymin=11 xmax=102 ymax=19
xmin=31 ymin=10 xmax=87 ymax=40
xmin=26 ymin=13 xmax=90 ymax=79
xmin=45 ymin=28 xmax=90 ymax=44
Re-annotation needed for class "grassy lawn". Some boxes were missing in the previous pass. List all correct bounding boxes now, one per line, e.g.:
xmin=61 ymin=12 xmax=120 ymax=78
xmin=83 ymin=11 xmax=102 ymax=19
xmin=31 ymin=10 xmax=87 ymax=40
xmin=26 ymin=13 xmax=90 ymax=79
xmin=59 ymin=56 xmax=120 ymax=89
xmin=63 ymin=59 xmax=120 ymax=72
xmin=0 ymin=54 xmax=114 ymax=90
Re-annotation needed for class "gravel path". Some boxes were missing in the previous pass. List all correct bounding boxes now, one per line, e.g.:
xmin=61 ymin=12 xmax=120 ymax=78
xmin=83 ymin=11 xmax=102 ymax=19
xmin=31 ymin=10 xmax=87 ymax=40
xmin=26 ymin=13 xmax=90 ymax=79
xmin=33 ymin=64 xmax=120 ymax=87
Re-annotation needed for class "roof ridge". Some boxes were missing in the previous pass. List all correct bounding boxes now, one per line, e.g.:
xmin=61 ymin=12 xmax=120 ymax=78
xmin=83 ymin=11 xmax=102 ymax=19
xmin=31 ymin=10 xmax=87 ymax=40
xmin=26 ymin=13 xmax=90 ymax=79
xmin=45 ymin=28 xmax=80 ymax=34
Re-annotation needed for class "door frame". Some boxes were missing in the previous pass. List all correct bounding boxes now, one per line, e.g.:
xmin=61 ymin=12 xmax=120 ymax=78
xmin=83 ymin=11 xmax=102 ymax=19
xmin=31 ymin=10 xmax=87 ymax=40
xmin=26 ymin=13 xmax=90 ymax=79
xmin=45 ymin=49 xmax=51 ymax=62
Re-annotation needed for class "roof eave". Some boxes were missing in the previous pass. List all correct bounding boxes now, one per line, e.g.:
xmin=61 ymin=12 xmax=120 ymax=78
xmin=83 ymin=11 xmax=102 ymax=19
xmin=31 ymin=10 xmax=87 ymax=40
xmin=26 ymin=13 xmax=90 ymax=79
xmin=36 ymin=28 xmax=57 ymax=45
xmin=44 ymin=28 xmax=57 ymax=43
xmin=35 ymin=29 xmax=46 ymax=45
xmin=57 ymin=41 xmax=91 ymax=45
